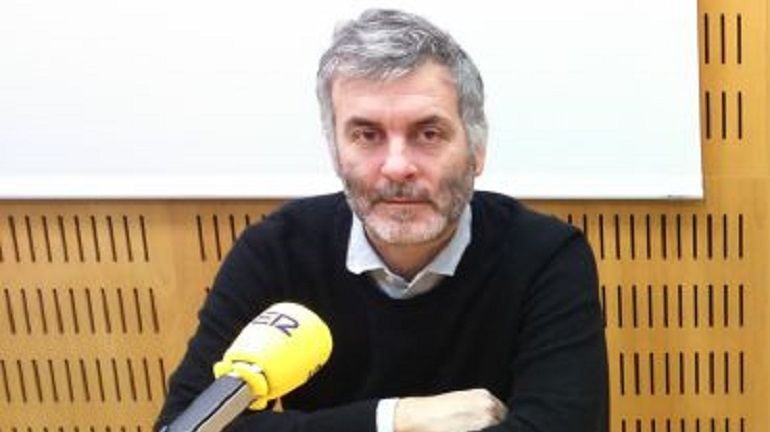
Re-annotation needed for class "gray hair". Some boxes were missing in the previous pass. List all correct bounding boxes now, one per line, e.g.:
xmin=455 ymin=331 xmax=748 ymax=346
xmin=316 ymin=9 xmax=488 ymax=159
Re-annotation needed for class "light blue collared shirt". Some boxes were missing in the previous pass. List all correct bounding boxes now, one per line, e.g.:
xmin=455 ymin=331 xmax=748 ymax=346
xmin=345 ymin=205 xmax=472 ymax=432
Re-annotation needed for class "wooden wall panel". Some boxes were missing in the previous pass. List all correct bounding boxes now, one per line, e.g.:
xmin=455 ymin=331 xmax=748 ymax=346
xmin=530 ymin=178 xmax=769 ymax=431
xmin=0 ymin=0 xmax=766 ymax=430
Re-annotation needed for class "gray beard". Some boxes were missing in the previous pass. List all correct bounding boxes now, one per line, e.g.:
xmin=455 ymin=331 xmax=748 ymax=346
xmin=341 ymin=162 xmax=475 ymax=245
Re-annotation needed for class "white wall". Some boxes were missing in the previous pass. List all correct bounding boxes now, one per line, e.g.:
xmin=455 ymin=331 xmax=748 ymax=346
xmin=0 ymin=0 xmax=701 ymax=199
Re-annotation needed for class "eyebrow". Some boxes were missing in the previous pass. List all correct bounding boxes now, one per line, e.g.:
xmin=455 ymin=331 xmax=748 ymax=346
xmin=412 ymin=115 xmax=452 ymax=129
xmin=342 ymin=117 xmax=381 ymax=131
xmin=341 ymin=114 xmax=455 ymax=133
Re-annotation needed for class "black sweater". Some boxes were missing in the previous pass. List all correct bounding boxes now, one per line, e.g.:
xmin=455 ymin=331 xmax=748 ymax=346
xmin=156 ymin=191 xmax=608 ymax=431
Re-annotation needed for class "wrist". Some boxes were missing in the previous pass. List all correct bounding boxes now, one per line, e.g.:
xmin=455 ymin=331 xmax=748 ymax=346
xmin=393 ymin=397 xmax=417 ymax=432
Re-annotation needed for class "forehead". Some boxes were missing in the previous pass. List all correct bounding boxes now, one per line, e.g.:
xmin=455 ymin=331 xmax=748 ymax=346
xmin=330 ymin=62 xmax=460 ymax=123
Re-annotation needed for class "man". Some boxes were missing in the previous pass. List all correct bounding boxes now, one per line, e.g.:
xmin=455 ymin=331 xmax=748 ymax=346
xmin=156 ymin=9 xmax=608 ymax=432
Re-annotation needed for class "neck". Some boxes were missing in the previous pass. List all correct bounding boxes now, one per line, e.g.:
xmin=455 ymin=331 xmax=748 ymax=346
xmin=367 ymin=224 xmax=457 ymax=281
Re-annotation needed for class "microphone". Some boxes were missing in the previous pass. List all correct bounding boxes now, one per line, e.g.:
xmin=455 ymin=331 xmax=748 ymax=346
xmin=163 ymin=302 xmax=333 ymax=432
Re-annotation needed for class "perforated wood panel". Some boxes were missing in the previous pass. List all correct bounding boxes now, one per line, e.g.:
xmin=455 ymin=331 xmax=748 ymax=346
xmin=0 ymin=202 xmax=281 ymax=430
xmin=532 ymin=179 xmax=768 ymax=431
xmin=1 ymin=0 xmax=767 ymax=430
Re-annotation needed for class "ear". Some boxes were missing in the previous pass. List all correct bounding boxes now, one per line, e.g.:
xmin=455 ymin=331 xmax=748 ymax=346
xmin=472 ymin=144 xmax=486 ymax=176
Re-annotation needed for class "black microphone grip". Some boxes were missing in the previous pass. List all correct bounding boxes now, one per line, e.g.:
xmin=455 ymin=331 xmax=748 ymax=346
xmin=163 ymin=375 xmax=254 ymax=432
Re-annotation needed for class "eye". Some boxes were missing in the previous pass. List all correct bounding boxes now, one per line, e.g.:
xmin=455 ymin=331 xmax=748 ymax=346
xmin=417 ymin=127 xmax=444 ymax=144
xmin=351 ymin=127 xmax=382 ymax=146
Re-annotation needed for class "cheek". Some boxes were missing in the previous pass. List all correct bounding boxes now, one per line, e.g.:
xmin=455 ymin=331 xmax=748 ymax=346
xmin=340 ymin=155 xmax=381 ymax=180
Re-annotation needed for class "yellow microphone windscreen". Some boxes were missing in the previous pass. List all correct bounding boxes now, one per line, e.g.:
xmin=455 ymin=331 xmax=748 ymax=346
xmin=213 ymin=302 xmax=333 ymax=410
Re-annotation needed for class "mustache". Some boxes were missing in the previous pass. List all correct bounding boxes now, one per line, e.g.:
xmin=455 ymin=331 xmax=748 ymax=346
xmin=371 ymin=182 xmax=431 ymax=202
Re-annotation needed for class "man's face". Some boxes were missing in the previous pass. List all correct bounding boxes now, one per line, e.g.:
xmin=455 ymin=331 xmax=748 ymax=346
xmin=331 ymin=61 xmax=486 ymax=245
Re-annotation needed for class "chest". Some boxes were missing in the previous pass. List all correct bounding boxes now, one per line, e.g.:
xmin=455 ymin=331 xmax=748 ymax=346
xmin=288 ymin=281 xmax=523 ymax=407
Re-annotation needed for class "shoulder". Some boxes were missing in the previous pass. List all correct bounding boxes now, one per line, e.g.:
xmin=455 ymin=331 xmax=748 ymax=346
xmin=277 ymin=192 xmax=349 ymax=217
xmin=220 ymin=193 xmax=352 ymax=280
xmin=470 ymin=191 xmax=592 ymax=276
xmin=238 ymin=192 xmax=350 ymax=243
xmin=213 ymin=192 xmax=351 ymax=303
xmin=471 ymin=190 xmax=577 ymax=247
xmin=469 ymin=191 xmax=597 ymax=303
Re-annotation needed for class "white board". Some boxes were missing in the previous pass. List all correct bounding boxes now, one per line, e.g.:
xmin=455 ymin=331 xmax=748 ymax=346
xmin=0 ymin=0 xmax=701 ymax=199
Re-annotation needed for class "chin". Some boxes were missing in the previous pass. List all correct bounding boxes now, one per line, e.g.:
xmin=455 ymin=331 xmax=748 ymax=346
xmin=364 ymin=214 xmax=450 ymax=245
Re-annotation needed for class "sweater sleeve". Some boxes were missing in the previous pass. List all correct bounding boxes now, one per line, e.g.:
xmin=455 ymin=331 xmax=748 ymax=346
xmin=154 ymin=219 xmax=378 ymax=432
xmin=484 ymin=233 xmax=609 ymax=432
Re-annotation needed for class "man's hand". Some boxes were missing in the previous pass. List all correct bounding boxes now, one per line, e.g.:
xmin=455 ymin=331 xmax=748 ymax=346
xmin=394 ymin=388 xmax=508 ymax=432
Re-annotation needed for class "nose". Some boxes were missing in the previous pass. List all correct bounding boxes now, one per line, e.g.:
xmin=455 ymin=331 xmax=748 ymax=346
xmin=380 ymin=139 xmax=417 ymax=182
